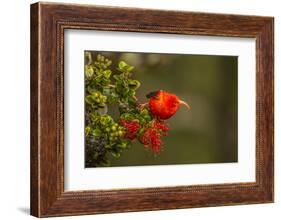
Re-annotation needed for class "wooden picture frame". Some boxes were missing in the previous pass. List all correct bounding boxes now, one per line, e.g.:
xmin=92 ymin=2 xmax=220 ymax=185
xmin=30 ymin=2 xmax=274 ymax=217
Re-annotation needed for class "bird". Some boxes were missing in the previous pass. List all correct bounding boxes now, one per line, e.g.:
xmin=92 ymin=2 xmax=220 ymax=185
xmin=145 ymin=90 xmax=190 ymax=120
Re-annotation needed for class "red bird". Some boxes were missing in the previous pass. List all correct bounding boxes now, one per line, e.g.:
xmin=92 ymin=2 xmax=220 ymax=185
xmin=146 ymin=90 xmax=190 ymax=120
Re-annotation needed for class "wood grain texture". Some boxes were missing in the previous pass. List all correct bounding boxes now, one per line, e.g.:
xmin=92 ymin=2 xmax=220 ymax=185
xmin=30 ymin=3 xmax=39 ymax=217
xmin=30 ymin=2 xmax=274 ymax=217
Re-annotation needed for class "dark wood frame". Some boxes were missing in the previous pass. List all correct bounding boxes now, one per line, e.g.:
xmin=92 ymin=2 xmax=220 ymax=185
xmin=30 ymin=2 xmax=274 ymax=217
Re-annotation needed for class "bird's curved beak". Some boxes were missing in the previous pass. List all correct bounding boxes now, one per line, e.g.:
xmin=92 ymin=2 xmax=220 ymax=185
xmin=179 ymin=100 xmax=190 ymax=109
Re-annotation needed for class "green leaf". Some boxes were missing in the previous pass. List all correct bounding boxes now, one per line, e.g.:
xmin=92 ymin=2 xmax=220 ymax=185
xmin=87 ymin=86 xmax=95 ymax=94
xmin=85 ymin=95 xmax=95 ymax=104
xmin=100 ymin=78 xmax=110 ymax=86
xmin=92 ymin=128 xmax=102 ymax=136
xmin=118 ymin=61 xmax=128 ymax=70
xmin=139 ymin=117 xmax=146 ymax=125
xmin=127 ymin=65 xmax=134 ymax=72
xmin=118 ymin=61 xmax=134 ymax=72
xmin=113 ymin=75 xmax=120 ymax=81
xmin=85 ymin=65 xmax=94 ymax=79
xmin=111 ymin=151 xmax=121 ymax=158
xmin=103 ymin=70 xmax=111 ymax=78
xmin=85 ymin=52 xmax=92 ymax=64
xmin=101 ymin=159 xmax=111 ymax=167
xmin=103 ymin=87 xmax=111 ymax=96
xmin=128 ymin=79 xmax=140 ymax=89
xmin=117 ymin=141 xmax=128 ymax=149
xmin=85 ymin=126 xmax=91 ymax=136
xmin=89 ymin=112 xmax=98 ymax=121
xmin=138 ymin=127 xmax=145 ymax=135
xmin=105 ymin=144 xmax=112 ymax=149
xmin=99 ymin=115 xmax=114 ymax=125
xmin=128 ymin=89 xmax=136 ymax=97
xmin=140 ymin=108 xmax=149 ymax=116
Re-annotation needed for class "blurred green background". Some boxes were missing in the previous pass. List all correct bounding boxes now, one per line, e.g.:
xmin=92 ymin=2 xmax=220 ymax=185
xmin=86 ymin=51 xmax=238 ymax=166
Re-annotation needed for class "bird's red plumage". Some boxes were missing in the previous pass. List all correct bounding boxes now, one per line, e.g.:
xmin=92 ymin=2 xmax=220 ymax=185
xmin=149 ymin=91 xmax=180 ymax=120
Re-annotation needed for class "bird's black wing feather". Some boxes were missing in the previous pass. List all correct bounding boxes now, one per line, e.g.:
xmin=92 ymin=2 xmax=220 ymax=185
xmin=146 ymin=91 xmax=159 ymax=99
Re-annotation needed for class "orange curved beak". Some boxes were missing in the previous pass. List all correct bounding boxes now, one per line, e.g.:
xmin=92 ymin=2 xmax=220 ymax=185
xmin=179 ymin=100 xmax=190 ymax=109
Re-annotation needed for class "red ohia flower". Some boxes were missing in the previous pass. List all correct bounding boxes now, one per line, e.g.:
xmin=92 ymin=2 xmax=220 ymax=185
xmin=120 ymin=119 xmax=140 ymax=140
xmin=139 ymin=120 xmax=169 ymax=153
xmin=139 ymin=128 xmax=162 ymax=153
xmin=153 ymin=120 xmax=169 ymax=136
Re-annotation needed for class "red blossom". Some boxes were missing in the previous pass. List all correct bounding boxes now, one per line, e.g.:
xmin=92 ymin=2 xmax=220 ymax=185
xmin=153 ymin=120 xmax=169 ymax=136
xmin=138 ymin=120 xmax=169 ymax=153
xmin=120 ymin=119 xmax=140 ymax=140
xmin=139 ymin=128 xmax=162 ymax=153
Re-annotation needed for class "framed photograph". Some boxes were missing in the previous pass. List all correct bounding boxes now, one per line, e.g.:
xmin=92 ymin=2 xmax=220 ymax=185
xmin=30 ymin=2 xmax=274 ymax=217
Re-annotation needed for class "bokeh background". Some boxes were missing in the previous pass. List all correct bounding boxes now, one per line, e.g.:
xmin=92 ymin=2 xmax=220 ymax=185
xmin=86 ymin=51 xmax=238 ymax=166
